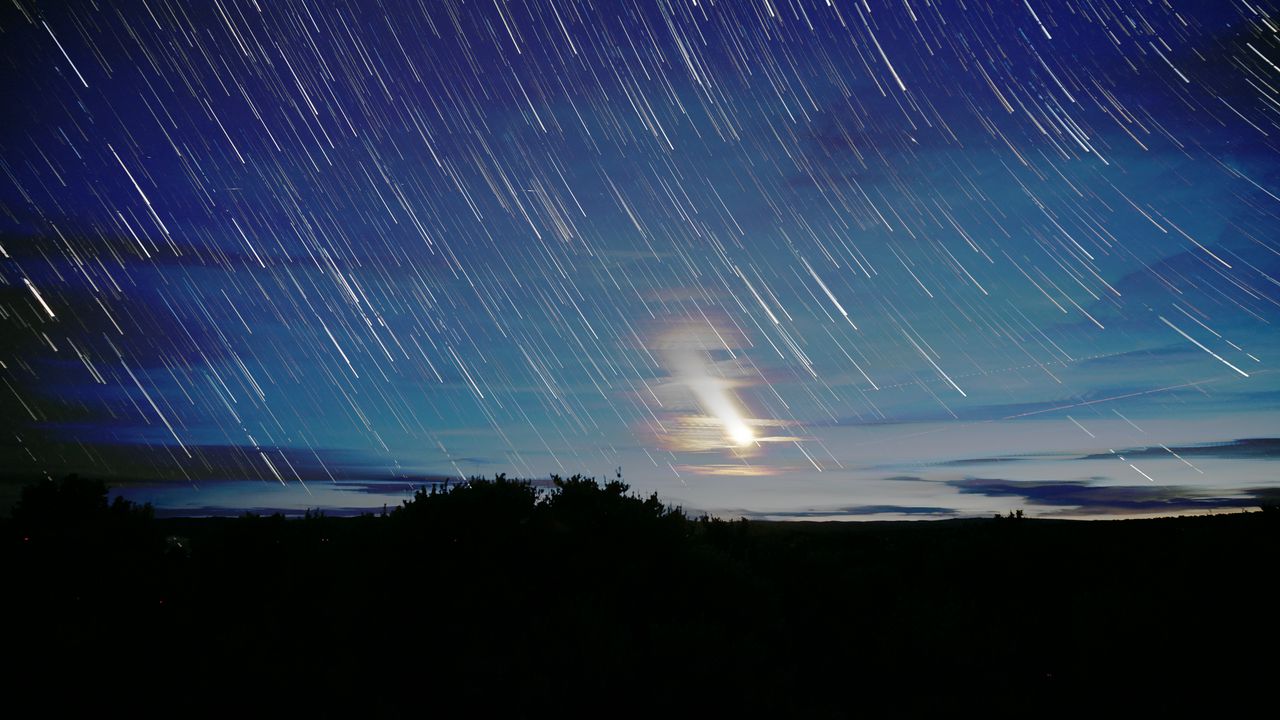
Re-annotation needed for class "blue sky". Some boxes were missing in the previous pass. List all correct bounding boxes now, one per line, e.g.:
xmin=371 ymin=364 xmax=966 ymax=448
xmin=1 ymin=0 xmax=1278 ymax=518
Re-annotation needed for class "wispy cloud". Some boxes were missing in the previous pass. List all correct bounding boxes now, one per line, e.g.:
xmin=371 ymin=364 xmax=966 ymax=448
xmin=947 ymin=477 xmax=1264 ymax=516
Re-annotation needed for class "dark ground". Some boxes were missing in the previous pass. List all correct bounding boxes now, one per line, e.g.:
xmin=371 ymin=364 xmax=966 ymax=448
xmin=3 ymin=475 xmax=1276 ymax=717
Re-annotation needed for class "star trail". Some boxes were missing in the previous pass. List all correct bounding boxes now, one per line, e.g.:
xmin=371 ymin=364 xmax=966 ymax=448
xmin=2 ymin=0 xmax=1279 ymax=518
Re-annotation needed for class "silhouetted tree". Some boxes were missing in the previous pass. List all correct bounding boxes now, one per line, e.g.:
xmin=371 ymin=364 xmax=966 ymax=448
xmin=4 ymin=469 xmax=1276 ymax=717
xmin=392 ymin=473 xmax=541 ymax=547
xmin=11 ymin=474 xmax=152 ymax=533
xmin=539 ymin=473 xmax=686 ymax=539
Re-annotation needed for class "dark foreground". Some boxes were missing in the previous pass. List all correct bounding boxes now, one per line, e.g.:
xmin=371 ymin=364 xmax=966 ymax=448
xmin=3 ymin=475 xmax=1277 ymax=717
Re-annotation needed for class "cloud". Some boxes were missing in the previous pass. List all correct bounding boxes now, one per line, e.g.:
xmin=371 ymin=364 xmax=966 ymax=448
xmin=751 ymin=505 xmax=959 ymax=519
xmin=677 ymin=464 xmax=790 ymax=477
xmin=0 ymin=438 xmax=408 ymax=486
xmin=883 ymin=438 xmax=1280 ymax=472
xmin=1080 ymin=438 xmax=1280 ymax=461
xmin=1071 ymin=344 xmax=1198 ymax=368
xmin=818 ymin=386 xmax=1184 ymax=426
xmin=324 ymin=478 xmax=454 ymax=494
xmin=947 ymin=477 xmax=1264 ymax=516
xmin=934 ymin=457 xmax=1028 ymax=467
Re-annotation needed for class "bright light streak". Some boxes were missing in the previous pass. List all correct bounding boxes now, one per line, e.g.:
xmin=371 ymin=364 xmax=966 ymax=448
xmin=24 ymin=278 xmax=56 ymax=319
xmin=656 ymin=323 xmax=758 ymax=451
xmin=728 ymin=421 xmax=756 ymax=447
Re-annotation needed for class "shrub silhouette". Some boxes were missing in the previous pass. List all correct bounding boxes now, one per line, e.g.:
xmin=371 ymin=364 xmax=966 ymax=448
xmin=12 ymin=474 xmax=152 ymax=535
xmin=5 ymin=471 xmax=1277 ymax=717
xmin=391 ymin=472 xmax=541 ymax=546
xmin=390 ymin=472 xmax=685 ymax=545
xmin=540 ymin=474 xmax=684 ymax=535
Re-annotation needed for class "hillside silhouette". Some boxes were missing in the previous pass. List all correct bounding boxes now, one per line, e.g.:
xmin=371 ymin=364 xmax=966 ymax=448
xmin=3 ymin=473 xmax=1277 ymax=716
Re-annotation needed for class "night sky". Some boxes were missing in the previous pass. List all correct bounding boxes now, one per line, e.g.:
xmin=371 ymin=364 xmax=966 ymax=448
xmin=2 ymin=0 xmax=1279 ymax=519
